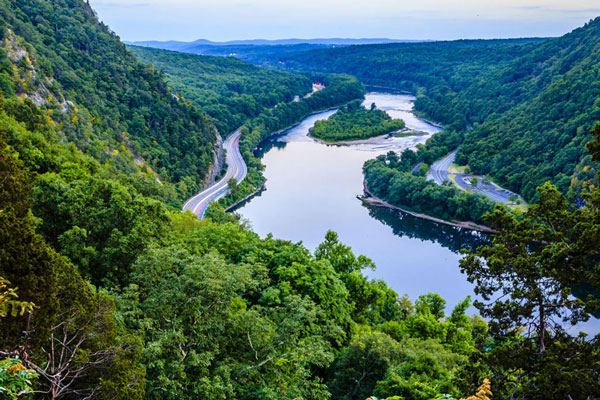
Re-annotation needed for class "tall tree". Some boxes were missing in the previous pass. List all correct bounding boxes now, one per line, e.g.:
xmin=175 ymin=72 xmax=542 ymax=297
xmin=459 ymin=119 xmax=600 ymax=397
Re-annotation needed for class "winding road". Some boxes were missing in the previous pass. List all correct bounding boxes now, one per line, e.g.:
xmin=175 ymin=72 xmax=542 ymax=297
xmin=427 ymin=149 xmax=521 ymax=204
xmin=428 ymin=149 xmax=456 ymax=185
xmin=182 ymin=128 xmax=247 ymax=218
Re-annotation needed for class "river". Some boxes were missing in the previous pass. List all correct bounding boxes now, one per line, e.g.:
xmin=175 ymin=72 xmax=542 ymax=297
xmin=235 ymin=92 xmax=488 ymax=309
xmin=234 ymin=92 xmax=599 ymax=333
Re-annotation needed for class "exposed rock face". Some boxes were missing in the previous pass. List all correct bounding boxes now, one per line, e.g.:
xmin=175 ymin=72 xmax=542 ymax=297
xmin=3 ymin=29 xmax=69 ymax=109
xmin=203 ymin=129 xmax=225 ymax=189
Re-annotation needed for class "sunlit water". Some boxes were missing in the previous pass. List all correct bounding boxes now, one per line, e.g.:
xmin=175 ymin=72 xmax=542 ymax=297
xmin=235 ymin=92 xmax=599 ymax=334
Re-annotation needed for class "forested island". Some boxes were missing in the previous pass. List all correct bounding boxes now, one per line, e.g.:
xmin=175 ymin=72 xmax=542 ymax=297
xmin=310 ymin=99 xmax=405 ymax=142
xmin=1 ymin=1 xmax=600 ymax=399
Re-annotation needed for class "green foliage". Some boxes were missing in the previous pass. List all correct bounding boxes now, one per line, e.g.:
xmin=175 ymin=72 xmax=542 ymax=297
xmin=0 ymin=0 xmax=217 ymax=200
xmin=327 ymin=294 xmax=482 ymax=400
xmin=363 ymin=151 xmax=496 ymax=224
xmin=311 ymin=99 xmax=405 ymax=142
xmin=0 ymin=128 xmax=60 ymax=350
xmin=116 ymin=225 xmax=344 ymax=399
xmin=374 ymin=338 xmax=463 ymax=400
xmin=0 ymin=278 xmax=34 ymax=318
xmin=0 ymin=358 xmax=37 ymax=399
xmin=459 ymin=180 xmax=600 ymax=398
xmin=129 ymin=45 xmax=312 ymax=135
xmin=328 ymin=329 xmax=404 ymax=400
xmin=33 ymin=165 xmax=169 ymax=286
xmin=0 ymin=128 xmax=145 ymax=397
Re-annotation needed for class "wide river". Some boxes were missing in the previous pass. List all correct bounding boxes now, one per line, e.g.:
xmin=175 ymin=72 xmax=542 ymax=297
xmin=235 ymin=92 xmax=488 ymax=309
xmin=235 ymin=92 xmax=598 ymax=333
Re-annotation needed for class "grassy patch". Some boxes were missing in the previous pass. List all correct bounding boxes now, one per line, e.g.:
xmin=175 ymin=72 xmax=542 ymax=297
xmin=448 ymin=163 xmax=468 ymax=174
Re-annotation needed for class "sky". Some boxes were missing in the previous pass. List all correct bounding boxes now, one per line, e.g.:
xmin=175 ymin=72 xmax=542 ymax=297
xmin=88 ymin=0 xmax=600 ymax=42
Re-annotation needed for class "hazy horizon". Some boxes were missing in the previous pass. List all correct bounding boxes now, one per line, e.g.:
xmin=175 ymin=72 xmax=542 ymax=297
xmin=89 ymin=0 xmax=600 ymax=42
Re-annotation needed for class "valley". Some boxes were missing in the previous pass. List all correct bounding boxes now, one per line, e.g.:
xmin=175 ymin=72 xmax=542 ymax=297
xmin=1 ymin=1 xmax=600 ymax=399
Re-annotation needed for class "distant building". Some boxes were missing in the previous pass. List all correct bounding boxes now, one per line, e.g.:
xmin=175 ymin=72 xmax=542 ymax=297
xmin=312 ymin=82 xmax=326 ymax=91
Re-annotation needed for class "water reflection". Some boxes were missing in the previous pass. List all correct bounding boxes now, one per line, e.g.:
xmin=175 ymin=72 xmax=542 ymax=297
xmin=366 ymin=205 xmax=490 ymax=254
xmin=254 ymin=132 xmax=289 ymax=157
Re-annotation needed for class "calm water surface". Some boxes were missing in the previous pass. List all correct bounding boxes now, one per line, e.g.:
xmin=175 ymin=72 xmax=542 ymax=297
xmin=235 ymin=92 xmax=599 ymax=333
xmin=236 ymin=93 xmax=485 ymax=308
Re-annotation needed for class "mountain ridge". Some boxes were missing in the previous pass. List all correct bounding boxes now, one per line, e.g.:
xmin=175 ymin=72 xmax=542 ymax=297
xmin=128 ymin=37 xmax=426 ymax=48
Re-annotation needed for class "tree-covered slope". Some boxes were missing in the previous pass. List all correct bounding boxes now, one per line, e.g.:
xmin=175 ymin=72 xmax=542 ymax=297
xmin=457 ymin=19 xmax=600 ymax=201
xmin=128 ymin=45 xmax=312 ymax=134
xmin=269 ymin=19 xmax=600 ymax=202
xmin=0 ymin=0 xmax=216 ymax=201
xmin=264 ymin=38 xmax=544 ymax=122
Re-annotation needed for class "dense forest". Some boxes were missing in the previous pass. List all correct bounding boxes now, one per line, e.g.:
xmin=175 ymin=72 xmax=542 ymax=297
xmin=128 ymin=45 xmax=313 ymax=135
xmin=0 ymin=0 xmax=220 ymax=204
xmin=310 ymin=99 xmax=405 ymax=142
xmin=1 ymin=0 xmax=600 ymax=399
xmin=261 ymin=21 xmax=600 ymax=203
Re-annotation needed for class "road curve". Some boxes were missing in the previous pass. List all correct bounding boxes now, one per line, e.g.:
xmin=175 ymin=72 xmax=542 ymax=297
xmin=427 ymin=149 xmax=521 ymax=204
xmin=182 ymin=128 xmax=247 ymax=218
xmin=427 ymin=149 xmax=456 ymax=185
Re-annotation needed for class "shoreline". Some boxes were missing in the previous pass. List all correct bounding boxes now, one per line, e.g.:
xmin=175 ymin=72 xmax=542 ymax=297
xmin=361 ymin=180 xmax=496 ymax=233
xmin=364 ymin=84 xmax=413 ymax=95
xmin=225 ymin=181 xmax=267 ymax=213
xmin=415 ymin=115 xmax=444 ymax=130
xmin=251 ymin=105 xmax=342 ymax=151
xmin=233 ymin=105 xmax=348 ymax=209
xmin=308 ymin=128 xmax=428 ymax=146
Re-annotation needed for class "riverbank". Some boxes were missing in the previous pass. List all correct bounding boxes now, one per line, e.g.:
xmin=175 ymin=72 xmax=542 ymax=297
xmin=361 ymin=180 xmax=496 ymax=233
xmin=225 ymin=181 xmax=267 ymax=212
xmin=251 ymin=105 xmax=342 ymax=151
xmin=308 ymin=128 xmax=428 ymax=146
xmin=364 ymin=84 xmax=412 ymax=94
xmin=221 ymin=106 xmax=344 ymax=211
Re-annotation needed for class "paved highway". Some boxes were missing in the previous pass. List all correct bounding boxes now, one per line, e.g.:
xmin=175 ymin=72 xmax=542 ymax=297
xmin=428 ymin=149 xmax=456 ymax=185
xmin=182 ymin=128 xmax=247 ymax=218
xmin=427 ymin=149 xmax=521 ymax=205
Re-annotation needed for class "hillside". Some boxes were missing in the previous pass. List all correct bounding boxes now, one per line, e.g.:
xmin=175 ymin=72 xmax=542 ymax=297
xmin=262 ymin=38 xmax=545 ymax=110
xmin=128 ymin=45 xmax=312 ymax=134
xmin=263 ymin=23 xmax=600 ymax=201
xmin=0 ymin=0 xmax=219 ymax=202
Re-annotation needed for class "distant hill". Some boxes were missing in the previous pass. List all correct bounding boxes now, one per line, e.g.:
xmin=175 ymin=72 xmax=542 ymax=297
xmin=128 ymin=45 xmax=312 ymax=134
xmin=127 ymin=38 xmax=428 ymax=63
xmin=129 ymin=37 xmax=418 ymax=49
